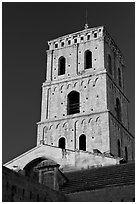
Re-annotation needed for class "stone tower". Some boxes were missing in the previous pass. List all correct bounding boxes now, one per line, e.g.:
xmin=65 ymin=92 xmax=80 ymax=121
xmin=37 ymin=25 xmax=134 ymax=161
xmin=4 ymin=25 xmax=134 ymax=174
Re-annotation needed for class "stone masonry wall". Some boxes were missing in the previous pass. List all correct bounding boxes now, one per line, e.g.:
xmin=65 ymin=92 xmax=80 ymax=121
xmin=109 ymin=113 xmax=134 ymax=160
xmin=2 ymin=166 xmax=66 ymax=202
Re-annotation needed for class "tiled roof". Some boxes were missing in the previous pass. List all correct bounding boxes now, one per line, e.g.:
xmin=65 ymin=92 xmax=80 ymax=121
xmin=60 ymin=162 xmax=135 ymax=194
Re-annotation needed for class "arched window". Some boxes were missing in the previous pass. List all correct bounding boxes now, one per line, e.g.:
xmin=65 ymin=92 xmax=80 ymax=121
xmin=117 ymin=139 xmax=121 ymax=157
xmin=58 ymin=56 xmax=65 ymax=75
xmin=67 ymin=91 xmax=80 ymax=115
xmin=108 ymin=54 xmax=112 ymax=74
xmin=116 ymin=98 xmax=121 ymax=121
xmin=118 ymin=68 xmax=122 ymax=87
xmin=125 ymin=146 xmax=128 ymax=161
xmin=58 ymin=137 xmax=66 ymax=149
xmin=79 ymin=134 xmax=86 ymax=151
xmin=84 ymin=50 xmax=92 ymax=69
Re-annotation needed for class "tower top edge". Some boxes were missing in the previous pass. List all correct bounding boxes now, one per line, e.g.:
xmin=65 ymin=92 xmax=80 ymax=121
xmin=48 ymin=25 xmax=105 ymax=44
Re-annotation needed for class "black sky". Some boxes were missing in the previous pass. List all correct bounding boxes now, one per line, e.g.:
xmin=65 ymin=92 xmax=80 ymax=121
xmin=2 ymin=2 xmax=135 ymax=164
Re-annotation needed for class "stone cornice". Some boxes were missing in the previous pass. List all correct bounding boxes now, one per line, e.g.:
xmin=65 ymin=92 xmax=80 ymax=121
xmin=37 ymin=109 xmax=109 ymax=125
xmin=103 ymin=27 xmax=124 ymax=64
xmin=48 ymin=25 xmax=104 ymax=44
xmin=42 ymin=69 xmax=106 ymax=88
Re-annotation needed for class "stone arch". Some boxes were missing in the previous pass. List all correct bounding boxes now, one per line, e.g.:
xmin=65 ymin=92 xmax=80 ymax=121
xmin=24 ymin=157 xmax=46 ymax=171
xmin=81 ymin=81 xmax=84 ymax=86
xmin=74 ymin=82 xmax=77 ymax=87
xmin=67 ymin=83 xmax=71 ymax=89
xmin=49 ymin=125 xmax=53 ymax=130
xmin=53 ymin=86 xmax=57 ymax=92
xmin=88 ymin=118 xmax=93 ymax=123
xmin=60 ymin=85 xmax=64 ymax=91
xmin=62 ymin=122 xmax=67 ymax=128
xmin=95 ymin=77 xmax=99 ymax=84
xmin=23 ymin=157 xmax=58 ymax=181
xmin=62 ymin=122 xmax=68 ymax=130
xmin=43 ymin=126 xmax=48 ymax=133
xmin=81 ymin=119 xmax=86 ymax=125
xmin=96 ymin=116 xmax=100 ymax=123
xmin=56 ymin=123 xmax=60 ymax=129
xmin=88 ymin=79 xmax=91 ymax=84
xmin=93 ymin=77 xmax=98 ymax=87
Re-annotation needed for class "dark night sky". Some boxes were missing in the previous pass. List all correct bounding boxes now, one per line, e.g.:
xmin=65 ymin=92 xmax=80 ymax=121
xmin=2 ymin=2 xmax=135 ymax=164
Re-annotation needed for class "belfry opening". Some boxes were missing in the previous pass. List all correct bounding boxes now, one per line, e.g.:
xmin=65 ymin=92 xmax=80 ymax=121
xmin=67 ymin=91 xmax=80 ymax=115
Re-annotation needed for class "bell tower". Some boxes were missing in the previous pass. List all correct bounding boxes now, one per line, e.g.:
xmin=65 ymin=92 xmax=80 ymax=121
xmin=37 ymin=26 xmax=134 ymax=161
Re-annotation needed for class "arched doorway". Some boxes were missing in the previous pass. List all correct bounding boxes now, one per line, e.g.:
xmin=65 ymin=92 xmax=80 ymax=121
xmin=79 ymin=134 xmax=86 ymax=151
xmin=67 ymin=91 xmax=80 ymax=115
xmin=58 ymin=137 xmax=66 ymax=149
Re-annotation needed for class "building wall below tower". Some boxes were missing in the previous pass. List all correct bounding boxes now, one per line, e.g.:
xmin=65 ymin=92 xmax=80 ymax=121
xmin=37 ymin=111 xmax=110 ymax=154
xmin=4 ymin=144 xmax=119 ymax=172
xmin=109 ymin=113 xmax=134 ymax=160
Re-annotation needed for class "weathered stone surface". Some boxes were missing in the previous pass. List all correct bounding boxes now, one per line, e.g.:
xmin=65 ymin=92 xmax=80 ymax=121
xmin=4 ymin=144 xmax=120 ymax=171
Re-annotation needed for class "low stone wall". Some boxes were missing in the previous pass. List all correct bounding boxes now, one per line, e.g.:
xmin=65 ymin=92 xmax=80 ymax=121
xmin=66 ymin=185 xmax=135 ymax=202
xmin=2 ymin=166 xmax=66 ymax=202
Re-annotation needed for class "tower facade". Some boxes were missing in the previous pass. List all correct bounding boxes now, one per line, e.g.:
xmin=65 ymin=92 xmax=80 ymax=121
xmin=37 ymin=26 xmax=134 ymax=161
